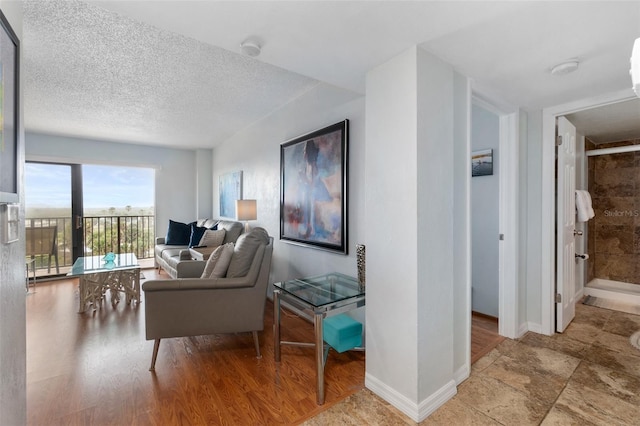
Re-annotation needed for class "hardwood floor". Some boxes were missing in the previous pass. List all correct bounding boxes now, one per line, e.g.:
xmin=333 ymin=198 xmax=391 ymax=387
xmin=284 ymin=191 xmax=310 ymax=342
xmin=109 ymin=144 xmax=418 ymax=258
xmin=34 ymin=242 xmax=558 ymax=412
xmin=26 ymin=272 xmax=503 ymax=425
xmin=26 ymin=271 xmax=364 ymax=425
xmin=471 ymin=311 xmax=504 ymax=364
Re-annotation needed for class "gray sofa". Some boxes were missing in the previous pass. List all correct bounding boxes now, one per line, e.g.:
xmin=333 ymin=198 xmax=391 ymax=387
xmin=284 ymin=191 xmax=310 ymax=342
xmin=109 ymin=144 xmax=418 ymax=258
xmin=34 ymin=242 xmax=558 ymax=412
xmin=154 ymin=219 xmax=244 ymax=278
xmin=143 ymin=229 xmax=274 ymax=370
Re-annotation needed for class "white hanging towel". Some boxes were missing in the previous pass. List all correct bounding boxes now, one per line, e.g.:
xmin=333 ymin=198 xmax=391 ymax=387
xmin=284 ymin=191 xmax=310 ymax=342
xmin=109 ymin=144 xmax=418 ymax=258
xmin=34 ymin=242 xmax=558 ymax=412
xmin=575 ymin=190 xmax=595 ymax=222
xmin=583 ymin=190 xmax=595 ymax=219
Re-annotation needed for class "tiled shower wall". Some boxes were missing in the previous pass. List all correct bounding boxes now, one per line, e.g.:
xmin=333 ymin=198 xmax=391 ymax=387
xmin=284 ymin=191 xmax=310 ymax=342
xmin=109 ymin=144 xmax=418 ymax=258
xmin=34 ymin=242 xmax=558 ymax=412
xmin=587 ymin=138 xmax=640 ymax=285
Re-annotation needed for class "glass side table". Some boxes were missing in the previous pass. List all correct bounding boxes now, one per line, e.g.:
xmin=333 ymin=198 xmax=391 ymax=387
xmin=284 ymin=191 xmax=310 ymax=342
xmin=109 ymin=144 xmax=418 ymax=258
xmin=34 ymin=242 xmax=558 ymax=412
xmin=273 ymin=272 xmax=365 ymax=405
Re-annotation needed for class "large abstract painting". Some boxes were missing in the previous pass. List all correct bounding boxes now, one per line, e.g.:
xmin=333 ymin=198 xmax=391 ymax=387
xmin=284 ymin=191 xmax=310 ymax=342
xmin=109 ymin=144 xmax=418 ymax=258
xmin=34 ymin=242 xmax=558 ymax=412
xmin=280 ymin=120 xmax=348 ymax=254
xmin=219 ymin=171 xmax=242 ymax=219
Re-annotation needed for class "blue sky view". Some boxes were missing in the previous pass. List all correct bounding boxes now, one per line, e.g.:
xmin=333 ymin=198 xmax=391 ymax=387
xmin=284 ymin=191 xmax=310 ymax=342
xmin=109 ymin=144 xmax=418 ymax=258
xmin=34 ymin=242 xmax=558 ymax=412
xmin=25 ymin=163 xmax=155 ymax=210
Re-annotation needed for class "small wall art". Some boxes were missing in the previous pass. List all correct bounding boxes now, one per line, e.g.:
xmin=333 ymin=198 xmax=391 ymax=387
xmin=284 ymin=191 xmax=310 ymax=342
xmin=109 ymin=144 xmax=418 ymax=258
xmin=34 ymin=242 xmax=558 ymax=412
xmin=472 ymin=149 xmax=493 ymax=177
xmin=219 ymin=171 xmax=242 ymax=219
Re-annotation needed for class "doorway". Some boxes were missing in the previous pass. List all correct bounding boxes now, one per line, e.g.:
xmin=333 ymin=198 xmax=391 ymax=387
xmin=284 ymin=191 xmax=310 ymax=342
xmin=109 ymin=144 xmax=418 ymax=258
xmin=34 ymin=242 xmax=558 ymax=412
xmin=471 ymin=102 xmax=501 ymax=349
xmin=470 ymin=92 xmax=520 ymax=340
xmin=541 ymin=90 xmax=640 ymax=334
xmin=566 ymin=99 xmax=640 ymax=311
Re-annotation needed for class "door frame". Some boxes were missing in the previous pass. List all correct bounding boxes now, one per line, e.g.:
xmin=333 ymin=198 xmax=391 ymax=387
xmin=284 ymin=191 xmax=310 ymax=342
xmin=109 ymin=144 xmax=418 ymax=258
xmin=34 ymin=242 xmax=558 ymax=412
xmin=540 ymin=88 xmax=637 ymax=335
xmin=472 ymin=91 xmax=520 ymax=339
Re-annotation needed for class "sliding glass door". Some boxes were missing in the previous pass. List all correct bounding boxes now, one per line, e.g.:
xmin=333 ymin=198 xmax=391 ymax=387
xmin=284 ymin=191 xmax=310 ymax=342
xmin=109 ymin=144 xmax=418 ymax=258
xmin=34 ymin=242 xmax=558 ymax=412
xmin=25 ymin=162 xmax=155 ymax=278
xmin=25 ymin=162 xmax=83 ymax=277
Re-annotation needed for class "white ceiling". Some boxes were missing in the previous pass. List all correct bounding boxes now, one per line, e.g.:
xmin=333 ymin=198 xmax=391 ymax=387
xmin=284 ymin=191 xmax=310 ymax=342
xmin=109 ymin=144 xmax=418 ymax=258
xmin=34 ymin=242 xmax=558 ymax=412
xmin=566 ymin=98 xmax=640 ymax=144
xmin=23 ymin=1 xmax=640 ymax=149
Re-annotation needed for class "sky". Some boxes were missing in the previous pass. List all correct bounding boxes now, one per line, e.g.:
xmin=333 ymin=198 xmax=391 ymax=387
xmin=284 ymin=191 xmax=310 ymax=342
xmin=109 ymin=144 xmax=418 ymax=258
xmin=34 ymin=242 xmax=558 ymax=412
xmin=25 ymin=163 xmax=155 ymax=210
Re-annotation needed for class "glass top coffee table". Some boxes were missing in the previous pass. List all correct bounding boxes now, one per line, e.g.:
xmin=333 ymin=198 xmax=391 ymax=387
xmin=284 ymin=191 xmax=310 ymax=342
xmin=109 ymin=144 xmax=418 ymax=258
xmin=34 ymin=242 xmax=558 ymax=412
xmin=273 ymin=272 xmax=365 ymax=405
xmin=67 ymin=253 xmax=141 ymax=313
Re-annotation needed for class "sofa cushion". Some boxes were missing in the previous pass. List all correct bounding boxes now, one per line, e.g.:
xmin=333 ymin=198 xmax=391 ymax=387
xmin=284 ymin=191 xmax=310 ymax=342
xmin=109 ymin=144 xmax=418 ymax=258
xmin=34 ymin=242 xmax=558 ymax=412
xmin=226 ymin=227 xmax=269 ymax=278
xmin=166 ymin=220 xmax=192 ymax=245
xmin=200 ymin=242 xmax=235 ymax=278
xmin=189 ymin=224 xmax=208 ymax=247
xmin=217 ymin=220 xmax=244 ymax=244
xmin=197 ymin=218 xmax=219 ymax=229
xmin=162 ymin=249 xmax=184 ymax=270
xmin=199 ymin=229 xmax=226 ymax=248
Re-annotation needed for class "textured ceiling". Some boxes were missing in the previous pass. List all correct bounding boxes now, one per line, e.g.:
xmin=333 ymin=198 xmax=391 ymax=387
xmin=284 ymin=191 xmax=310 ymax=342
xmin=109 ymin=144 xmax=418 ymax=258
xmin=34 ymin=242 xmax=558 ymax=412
xmin=23 ymin=0 xmax=321 ymax=148
xmin=23 ymin=1 xmax=640 ymax=148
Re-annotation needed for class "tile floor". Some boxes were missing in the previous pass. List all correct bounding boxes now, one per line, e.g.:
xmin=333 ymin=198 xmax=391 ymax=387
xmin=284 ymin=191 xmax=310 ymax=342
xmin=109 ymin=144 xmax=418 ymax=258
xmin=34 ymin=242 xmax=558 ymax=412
xmin=304 ymin=302 xmax=640 ymax=425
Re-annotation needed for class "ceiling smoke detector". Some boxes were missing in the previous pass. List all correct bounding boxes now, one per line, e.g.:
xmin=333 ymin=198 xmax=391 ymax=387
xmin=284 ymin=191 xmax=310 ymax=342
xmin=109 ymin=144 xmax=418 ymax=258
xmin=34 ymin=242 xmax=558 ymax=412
xmin=240 ymin=39 xmax=261 ymax=57
xmin=550 ymin=59 xmax=580 ymax=76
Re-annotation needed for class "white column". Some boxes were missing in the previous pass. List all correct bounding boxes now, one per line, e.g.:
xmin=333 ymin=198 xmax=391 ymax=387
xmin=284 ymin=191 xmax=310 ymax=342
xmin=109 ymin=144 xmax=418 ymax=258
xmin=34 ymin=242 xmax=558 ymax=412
xmin=365 ymin=46 xmax=466 ymax=421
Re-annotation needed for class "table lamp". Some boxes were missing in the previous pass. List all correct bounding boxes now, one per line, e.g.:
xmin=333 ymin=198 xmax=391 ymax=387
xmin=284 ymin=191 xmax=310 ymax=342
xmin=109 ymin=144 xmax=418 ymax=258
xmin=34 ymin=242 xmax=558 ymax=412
xmin=236 ymin=199 xmax=257 ymax=232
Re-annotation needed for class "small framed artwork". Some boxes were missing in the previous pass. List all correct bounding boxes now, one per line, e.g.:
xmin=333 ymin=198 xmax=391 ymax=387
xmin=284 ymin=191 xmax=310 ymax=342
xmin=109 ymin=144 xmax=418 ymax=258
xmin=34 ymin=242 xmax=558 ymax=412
xmin=219 ymin=171 xmax=242 ymax=218
xmin=472 ymin=149 xmax=493 ymax=177
xmin=1 ymin=203 xmax=19 ymax=244
xmin=280 ymin=120 xmax=348 ymax=254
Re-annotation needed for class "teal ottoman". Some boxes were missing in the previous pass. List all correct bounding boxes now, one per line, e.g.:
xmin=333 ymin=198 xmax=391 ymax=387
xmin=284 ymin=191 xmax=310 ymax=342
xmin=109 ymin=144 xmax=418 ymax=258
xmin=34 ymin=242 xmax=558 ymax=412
xmin=323 ymin=314 xmax=362 ymax=353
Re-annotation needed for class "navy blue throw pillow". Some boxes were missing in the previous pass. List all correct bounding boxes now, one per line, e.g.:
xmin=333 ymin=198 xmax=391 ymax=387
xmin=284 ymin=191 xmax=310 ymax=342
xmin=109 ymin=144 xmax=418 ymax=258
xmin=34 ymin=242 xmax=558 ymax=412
xmin=165 ymin=220 xmax=191 ymax=245
xmin=189 ymin=224 xmax=208 ymax=247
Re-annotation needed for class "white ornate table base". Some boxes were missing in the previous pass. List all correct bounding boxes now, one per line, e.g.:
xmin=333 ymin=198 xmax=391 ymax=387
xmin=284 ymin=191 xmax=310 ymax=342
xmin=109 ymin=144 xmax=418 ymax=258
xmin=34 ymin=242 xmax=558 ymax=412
xmin=78 ymin=268 xmax=141 ymax=313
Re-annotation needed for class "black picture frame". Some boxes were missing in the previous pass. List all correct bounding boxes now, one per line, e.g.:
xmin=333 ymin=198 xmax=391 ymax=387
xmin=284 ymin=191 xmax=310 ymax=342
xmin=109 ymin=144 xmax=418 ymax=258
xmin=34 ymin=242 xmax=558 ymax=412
xmin=0 ymin=9 xmax=19 ymax=203
xmin=280 ymin=120 xmax=348 ymax=254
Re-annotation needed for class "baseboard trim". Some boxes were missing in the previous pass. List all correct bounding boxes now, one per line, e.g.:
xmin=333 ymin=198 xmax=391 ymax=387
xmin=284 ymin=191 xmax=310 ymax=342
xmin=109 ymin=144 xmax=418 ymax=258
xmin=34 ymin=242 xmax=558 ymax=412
xmin=453 ymin=364 xmax=470 ymax=385
xmin=526 ymin=322 xmax=543 ymax=335
xmin=365 ymin=373 xmax=457 ymax=422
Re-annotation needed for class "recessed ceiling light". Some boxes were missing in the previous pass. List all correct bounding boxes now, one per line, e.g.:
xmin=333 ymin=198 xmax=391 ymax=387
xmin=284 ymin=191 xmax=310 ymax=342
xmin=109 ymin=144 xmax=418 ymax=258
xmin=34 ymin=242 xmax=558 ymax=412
xmin=550 ymin=60 xmax=580 ymax=76
xmin=240 ymin=38 xmax=261 ymax=57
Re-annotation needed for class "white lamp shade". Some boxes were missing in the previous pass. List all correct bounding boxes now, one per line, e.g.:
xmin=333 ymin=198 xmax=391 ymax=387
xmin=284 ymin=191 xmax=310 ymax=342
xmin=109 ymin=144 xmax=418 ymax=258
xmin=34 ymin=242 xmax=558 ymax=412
xmin=632 ymin=37 xmax=640 ymax=97
xmin=236 ymin=199 xmax=257 ymax=221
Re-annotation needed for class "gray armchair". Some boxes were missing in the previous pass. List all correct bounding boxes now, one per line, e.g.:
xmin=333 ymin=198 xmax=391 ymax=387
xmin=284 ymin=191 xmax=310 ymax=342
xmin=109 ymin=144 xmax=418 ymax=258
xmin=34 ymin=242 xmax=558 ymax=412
xmin=142 ymin=233 xmax=273 ymax=371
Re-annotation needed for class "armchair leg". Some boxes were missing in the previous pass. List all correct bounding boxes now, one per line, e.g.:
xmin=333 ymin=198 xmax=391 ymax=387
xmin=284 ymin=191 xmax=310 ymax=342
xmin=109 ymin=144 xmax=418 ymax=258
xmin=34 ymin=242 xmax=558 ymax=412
xmin=149 ymin=339 xmax=161 ymax=371
xmin=252 ymin=331 xmax=262 ymax=359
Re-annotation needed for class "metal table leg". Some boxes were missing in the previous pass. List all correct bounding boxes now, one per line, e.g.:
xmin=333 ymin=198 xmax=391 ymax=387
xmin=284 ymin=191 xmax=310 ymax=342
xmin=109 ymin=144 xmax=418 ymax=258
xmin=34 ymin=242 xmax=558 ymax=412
xmin=274 ymin=289 xmax=281 ymax=362
xmin=314 ymin=312 xmax=325 ymax=405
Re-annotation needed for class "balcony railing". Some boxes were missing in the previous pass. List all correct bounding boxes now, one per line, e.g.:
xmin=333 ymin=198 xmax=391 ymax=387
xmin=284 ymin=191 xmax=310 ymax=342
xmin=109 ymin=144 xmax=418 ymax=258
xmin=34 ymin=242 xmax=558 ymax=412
xmin=26 ymin=215 xmax=155 ymax=275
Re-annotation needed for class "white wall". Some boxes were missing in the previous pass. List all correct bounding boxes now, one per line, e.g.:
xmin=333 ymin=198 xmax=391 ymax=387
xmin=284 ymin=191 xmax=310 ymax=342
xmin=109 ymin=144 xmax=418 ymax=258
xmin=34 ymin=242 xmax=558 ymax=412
xmin=453 ymin=73 xmax=471 ymax=382
xmin=0 ymin=2 xmax=25 ymax=424
xmin=25 ymin=132 xmax=212 ymax=237
xmin=525 ymin=110 xmax=543 ymax=330
xmin=211 ymin=82 xmax=365 ymax=314
xmin=365 ymin=45 xmax=465 ymax=422
xmin=518 ymin=111 xmax=530 ymax=329
xmin=365 ymin=47 xmax=421 ymax=407
xmin=196 ymin=148 xmax=213 ymax=220
xmin=471 ymin=104 xmax=499 ymax=317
